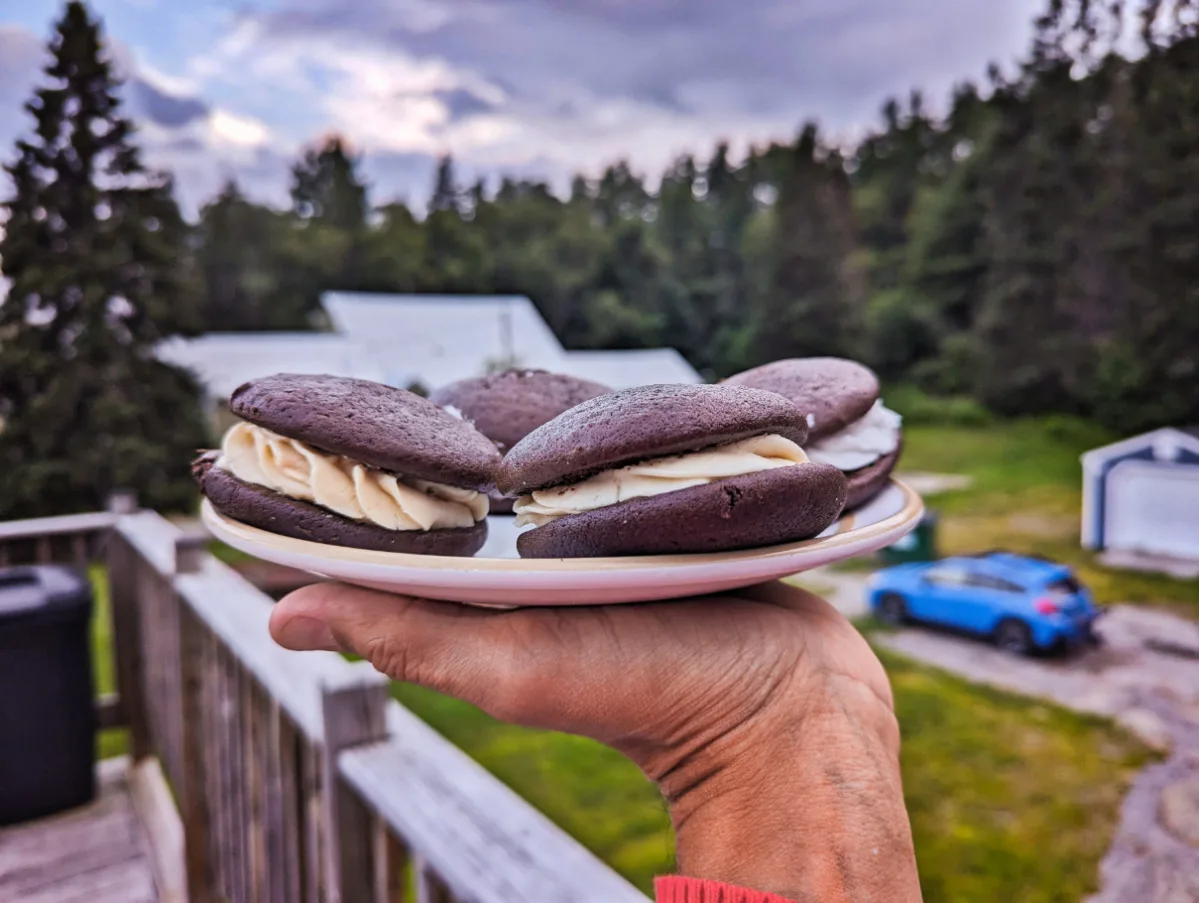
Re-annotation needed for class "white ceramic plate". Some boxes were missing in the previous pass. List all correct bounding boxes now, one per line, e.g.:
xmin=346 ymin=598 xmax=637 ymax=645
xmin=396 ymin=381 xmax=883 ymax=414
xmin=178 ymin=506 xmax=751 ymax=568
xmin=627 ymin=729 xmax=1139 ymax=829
xmin=200 ymin=479 xmax=922 ymax=607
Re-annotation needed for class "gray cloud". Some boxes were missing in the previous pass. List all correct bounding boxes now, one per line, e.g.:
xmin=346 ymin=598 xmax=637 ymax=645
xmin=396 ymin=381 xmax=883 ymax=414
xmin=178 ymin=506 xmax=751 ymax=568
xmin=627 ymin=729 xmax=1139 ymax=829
xmin=432 ymin=87 xmax=496 ymax=121
xmin=0 ymin=24 xmax=274 ymax=217
xmin=3 ymin=0 xmax=1047 ymax=213
xmin=250 ymin=0 xmax=1041 ymax=130
xmin=129 ymin=77 xmax=210 ymax=128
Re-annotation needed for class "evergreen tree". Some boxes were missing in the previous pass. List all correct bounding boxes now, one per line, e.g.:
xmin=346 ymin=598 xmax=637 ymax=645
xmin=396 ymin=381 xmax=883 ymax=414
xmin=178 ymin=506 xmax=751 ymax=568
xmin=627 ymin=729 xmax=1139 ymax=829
xmin=197 ymin=180 xmax=303 ymax=329
xmin=290 ymin=135 xmax=368 ymax=232
xmin=429 ymin=154 xmax=463 ymax=214
xmin=0 ymin=1 xmax=207 ymax=517
xmin=423 ymin=155 xmax=488 ymax=291
xmin=970 ymin=14 xmax=1107 ymax=416
xmin=285 ymin=134 xmax=371 ymax=312
xmin=1090 ymin=27 xmax=1199 ymax=430
xmin=750 ymin=124 xmax=866 ymax=364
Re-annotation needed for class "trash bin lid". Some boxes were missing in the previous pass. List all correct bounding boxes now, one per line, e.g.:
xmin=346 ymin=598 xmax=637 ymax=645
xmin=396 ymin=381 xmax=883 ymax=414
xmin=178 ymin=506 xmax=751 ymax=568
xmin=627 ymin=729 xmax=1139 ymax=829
xmin=0 ymin=566 xmax=91 ymax=623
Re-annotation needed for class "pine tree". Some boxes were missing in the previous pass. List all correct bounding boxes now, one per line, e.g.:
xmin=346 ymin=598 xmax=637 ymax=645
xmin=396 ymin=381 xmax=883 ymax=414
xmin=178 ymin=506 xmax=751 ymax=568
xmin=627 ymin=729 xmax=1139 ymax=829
xmin=0 ymin=1 xmax=207 ymax=518
xmin=285 ymin=134 xmax=371 ymax=309
xmin=970 ymin=10 xmax=1109 ymax=416
xmin=290 ymin=135 xmax=368 ymax=232
xmin=423 ymin=155 xmax=489 ymax=292
xmin=1090 ymin=23 xmax=1199 ymax=430
xmin=429 ymin=154 xmax=462 ymax=214
xmin=197 ymin=180 xmax=303 ymax=330
xmin=750 ymin=124 xmax=866 ymax=364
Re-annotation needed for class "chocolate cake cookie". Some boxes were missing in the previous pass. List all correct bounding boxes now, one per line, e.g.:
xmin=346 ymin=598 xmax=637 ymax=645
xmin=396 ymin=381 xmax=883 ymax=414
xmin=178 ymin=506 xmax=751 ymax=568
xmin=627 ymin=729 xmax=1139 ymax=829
xmin=430 ymin=369 xmax=611 ymax=513
xmin=196 ymin=374 xmax=501 ymax=555
xmin=724 ymin=358 xmax=902 ymax=509
xmin=497 ymin=384 xmax=847 ymax=558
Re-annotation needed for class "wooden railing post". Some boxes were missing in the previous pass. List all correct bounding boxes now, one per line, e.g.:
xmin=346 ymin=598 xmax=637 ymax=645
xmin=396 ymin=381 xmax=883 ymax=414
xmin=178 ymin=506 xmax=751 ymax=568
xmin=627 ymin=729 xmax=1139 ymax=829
xmin=176 ymin=534 xmax=216 ymax=903
xmin=174 ymin=532 xmax=208 ymax=575
xmin=106 ymin=498 xmax=151 ymax=760
xmin=321 ymin=664 xmax=390 ymax=903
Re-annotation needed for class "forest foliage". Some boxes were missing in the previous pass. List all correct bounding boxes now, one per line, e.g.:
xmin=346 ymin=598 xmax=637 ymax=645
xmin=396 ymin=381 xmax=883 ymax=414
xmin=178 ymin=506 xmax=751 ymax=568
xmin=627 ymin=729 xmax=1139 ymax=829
xmin=2 ymin=0 xmax=1198 ymax=516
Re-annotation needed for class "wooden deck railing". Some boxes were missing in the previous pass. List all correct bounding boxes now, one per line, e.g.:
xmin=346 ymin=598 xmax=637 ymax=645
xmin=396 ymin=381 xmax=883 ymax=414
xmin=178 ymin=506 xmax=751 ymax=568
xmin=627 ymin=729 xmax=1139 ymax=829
xmin=0 ymin=507 xmax=649 ymax=903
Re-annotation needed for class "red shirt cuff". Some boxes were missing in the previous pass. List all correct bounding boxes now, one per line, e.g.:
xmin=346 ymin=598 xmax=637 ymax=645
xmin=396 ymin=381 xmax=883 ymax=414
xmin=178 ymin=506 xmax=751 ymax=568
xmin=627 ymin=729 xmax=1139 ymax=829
xmin=654 ymin=876 xmax=796 ymax=903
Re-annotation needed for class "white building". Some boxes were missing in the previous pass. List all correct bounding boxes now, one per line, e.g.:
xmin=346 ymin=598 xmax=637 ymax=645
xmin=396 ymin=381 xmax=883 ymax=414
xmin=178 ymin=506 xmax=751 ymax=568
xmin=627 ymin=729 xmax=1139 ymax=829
xmin=322 ymin=292 xmax=702 ymax=391
xmin=1081 ymin=427 xmax=1199 ymax=563
xmin=158 ymin=292 xmax=703 ymax=424
xmin=157 ymin=332 xmax=385 ymax=402
xmin=321 ymin=292 xmax=567 ymax=390
xmin=557 ymin=349 xmax=702 ymax=389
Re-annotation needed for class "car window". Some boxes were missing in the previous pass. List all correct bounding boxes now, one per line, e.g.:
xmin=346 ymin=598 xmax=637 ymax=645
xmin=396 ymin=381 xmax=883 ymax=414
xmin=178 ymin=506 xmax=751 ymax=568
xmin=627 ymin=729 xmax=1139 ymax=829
xmin=925 ymin=566 xmax=968 ymax=587
xmin=1047 ymin=576 xmax=1082 ymax=594
xmin=968 ymin=574 xmax=1023 ymax=593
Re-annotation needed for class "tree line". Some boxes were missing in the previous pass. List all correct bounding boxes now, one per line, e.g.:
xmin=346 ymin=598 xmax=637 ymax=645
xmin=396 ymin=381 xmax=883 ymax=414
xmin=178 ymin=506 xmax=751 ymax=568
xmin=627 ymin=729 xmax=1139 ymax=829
xmin=2 ymin=0 xmax=1197 ymax=517
xmin=195 ymin=0 xmax=1199 ymax=434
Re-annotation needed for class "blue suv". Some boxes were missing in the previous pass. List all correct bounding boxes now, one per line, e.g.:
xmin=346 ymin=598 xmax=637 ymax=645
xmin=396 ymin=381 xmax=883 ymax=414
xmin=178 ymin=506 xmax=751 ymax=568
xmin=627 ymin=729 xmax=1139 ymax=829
xmin=867 ymin=552 xmax=1102 ymax=655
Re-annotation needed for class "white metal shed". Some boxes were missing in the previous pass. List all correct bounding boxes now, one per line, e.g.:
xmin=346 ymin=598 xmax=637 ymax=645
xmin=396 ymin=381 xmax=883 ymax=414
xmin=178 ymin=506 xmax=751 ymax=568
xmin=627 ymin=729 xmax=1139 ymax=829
xmin=1081 ymin=427 xmax=1199 ymax=561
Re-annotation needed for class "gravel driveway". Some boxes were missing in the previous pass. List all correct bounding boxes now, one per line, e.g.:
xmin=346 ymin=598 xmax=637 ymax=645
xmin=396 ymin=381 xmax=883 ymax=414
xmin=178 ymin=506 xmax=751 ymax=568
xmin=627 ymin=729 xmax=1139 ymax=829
xmin=801 ymin=567 xmax=1199 ymax=902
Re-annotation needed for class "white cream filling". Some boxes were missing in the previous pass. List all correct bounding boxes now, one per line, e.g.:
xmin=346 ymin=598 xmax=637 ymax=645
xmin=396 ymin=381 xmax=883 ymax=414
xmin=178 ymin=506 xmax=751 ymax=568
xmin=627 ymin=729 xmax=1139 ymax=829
xmin=513 ymin=434 xmax=809 ymax=527
xmin=217 ymin=422 xmax=488 ymax=531
xmin=806 ymin=401 xmax=902 ymax=472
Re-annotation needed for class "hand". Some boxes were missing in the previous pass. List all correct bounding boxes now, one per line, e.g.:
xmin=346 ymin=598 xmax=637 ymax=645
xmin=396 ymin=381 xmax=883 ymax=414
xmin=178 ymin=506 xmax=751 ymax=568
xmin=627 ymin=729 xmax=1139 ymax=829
xmin=270 ymin=582 xmax=921 ymax=903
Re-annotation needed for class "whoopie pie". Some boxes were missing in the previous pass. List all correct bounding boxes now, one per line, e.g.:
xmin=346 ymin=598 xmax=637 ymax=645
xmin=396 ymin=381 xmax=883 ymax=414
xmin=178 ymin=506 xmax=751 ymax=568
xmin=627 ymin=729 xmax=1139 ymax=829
xmin=496 ymin=383 xmax=848 ymax=558
xmin=194 ymin=374 xmax=501 ymax=556
xmin=429 ymin=369 xmax=612 ymax=514
xmin=724 ymin=358 xmax=902 ymax=510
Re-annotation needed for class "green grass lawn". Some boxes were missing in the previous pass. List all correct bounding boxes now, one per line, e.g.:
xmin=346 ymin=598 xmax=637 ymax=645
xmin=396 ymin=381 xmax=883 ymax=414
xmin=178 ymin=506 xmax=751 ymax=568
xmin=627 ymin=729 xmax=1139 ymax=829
xmin=90 ymin=566 xmax=129 ymax=760
xmin=394 ymin=647 xmax=1151 ymax=903
xmin=896 ymin=418 xmax=1199 ymax=617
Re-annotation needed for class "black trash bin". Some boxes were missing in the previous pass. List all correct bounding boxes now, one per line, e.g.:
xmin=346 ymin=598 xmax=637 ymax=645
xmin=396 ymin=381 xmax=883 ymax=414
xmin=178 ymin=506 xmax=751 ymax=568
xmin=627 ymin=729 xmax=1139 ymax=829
xmin=0 ymin=565 xmax=96 ymax=825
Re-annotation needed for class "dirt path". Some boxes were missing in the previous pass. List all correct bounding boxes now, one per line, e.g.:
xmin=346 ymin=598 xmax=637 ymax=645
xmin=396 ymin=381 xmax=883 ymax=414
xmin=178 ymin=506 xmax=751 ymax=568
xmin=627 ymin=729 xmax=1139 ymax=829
xmin=879 ymin=607 xmax=1199 ymax=901
xmin=805 ymin=567 xmax=1199 ymax=901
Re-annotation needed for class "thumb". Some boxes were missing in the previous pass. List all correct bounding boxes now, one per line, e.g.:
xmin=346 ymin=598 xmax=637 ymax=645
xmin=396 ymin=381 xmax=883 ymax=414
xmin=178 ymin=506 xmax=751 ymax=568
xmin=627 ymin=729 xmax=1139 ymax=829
xmin=269 ymin=582 xmax=543 ymax=722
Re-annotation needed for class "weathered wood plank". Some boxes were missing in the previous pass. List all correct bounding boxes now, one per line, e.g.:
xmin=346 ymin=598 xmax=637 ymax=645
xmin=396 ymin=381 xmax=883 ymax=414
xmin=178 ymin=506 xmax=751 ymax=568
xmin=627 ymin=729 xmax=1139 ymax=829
xmin=243 ymin=674 xmax=268 ymax=903
xmin=0 ymin=511 xmax=115 ymax=542
xmin=71 ymin=533 xmax=88 ymax=566
xmin=173 ymin=560 xmax=345 ymax=740
xmin=372 ymin=818 xmax=408 ymax=903
xmin=321 ymin=665 xmax=391 ymax=903
xmin=276 ymin=713 xmax=303 ymax=903
xmin=0 ymin=804 xmax=137 ymax=889
xmin=413 ymin=854 xmax=452 ymax=903
xmin=96 ymin=693 xmax=125 ymax=730
xmin=300 ymin=741 xmax=325 ymax=903
xmin=11 ymin=855 xmax=158 ymax=903
xmin=178 ymin=602 xmax=214 ymax=902
xmin=0 ymin=757 xmax=158 ymax=903
xmin=263 ymin=698 xmax=289 ymax=903
xmin=339 ymin=703 xmax=650 ymax=903
xmin=228 ymin=654 xmax=248 ymax=903
xmin=114 ymin=512 xmax=178 ymax=577
xmin=127 ymin=757 xmax=187 ymax=903
xmin=199 ymin=623 xmax=227 ymax=900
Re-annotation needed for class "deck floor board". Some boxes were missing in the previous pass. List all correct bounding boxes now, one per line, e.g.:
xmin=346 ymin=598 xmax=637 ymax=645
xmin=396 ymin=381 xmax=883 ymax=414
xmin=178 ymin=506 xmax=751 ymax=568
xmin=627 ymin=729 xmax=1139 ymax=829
xmin=0 ymin=758 xmax=159 ymax=903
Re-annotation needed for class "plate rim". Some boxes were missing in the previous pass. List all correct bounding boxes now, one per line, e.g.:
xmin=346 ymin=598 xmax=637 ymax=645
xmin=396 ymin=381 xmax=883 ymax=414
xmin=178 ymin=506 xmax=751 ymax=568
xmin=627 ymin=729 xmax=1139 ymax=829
xmin=199 ymin=478 xmax=923 ymax=574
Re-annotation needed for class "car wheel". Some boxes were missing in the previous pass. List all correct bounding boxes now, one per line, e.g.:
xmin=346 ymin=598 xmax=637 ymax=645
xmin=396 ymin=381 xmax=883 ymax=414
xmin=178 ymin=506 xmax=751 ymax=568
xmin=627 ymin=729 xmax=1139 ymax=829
xmin=877 ymin=593 xmax=908 ymax=626
xmin=994 ymin=619 xmax=1034 ymax=656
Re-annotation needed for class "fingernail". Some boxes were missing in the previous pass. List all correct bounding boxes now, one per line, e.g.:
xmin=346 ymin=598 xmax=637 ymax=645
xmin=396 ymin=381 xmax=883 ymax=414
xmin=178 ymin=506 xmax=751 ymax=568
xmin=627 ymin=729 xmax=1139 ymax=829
xmin=277 ymin=616 xmax=338 ymax=651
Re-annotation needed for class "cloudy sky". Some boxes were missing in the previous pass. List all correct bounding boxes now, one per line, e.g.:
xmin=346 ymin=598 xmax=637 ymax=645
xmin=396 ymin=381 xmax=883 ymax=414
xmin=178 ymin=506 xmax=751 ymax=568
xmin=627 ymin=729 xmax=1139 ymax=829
xmin=0 ymin=0 xmax=1043 ymax=214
